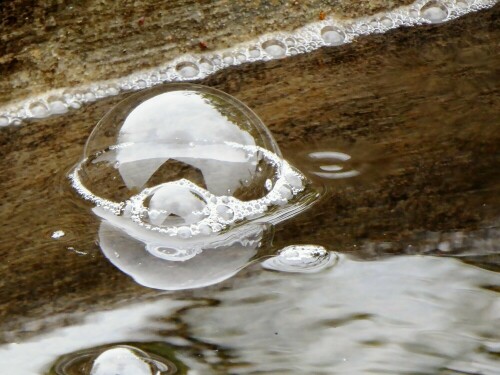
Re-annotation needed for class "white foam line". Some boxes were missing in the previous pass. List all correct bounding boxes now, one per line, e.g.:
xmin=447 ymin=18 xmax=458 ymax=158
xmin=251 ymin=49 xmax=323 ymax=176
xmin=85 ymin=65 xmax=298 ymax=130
xmin=0 ymin=0 xmax=496 ymax=127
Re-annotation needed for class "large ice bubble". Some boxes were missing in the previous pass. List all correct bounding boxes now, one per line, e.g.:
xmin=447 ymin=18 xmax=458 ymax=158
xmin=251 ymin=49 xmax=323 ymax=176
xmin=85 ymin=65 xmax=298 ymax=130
xmin=70 ymin=84 xmax=316 ymax=290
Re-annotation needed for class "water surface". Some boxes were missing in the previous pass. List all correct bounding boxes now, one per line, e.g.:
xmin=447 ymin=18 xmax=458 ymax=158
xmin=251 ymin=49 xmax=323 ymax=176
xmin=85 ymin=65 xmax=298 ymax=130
xmin=0 ymin=4 xmax=499 ymax=374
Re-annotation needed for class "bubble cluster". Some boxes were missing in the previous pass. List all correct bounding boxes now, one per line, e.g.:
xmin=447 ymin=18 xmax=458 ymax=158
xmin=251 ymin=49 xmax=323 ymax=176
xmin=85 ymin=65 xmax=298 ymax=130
xmin=0 ymin=0 xmax=494 ymax=127
xmin=261 ymin=245 xmax=339 ymax=273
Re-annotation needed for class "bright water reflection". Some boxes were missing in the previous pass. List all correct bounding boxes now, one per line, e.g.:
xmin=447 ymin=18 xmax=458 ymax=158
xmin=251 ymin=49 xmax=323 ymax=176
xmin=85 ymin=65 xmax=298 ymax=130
xmin=185 ymin=255 xmax=500 ymax=374
xmin=0 ymin=255 xmax=498 ymax=374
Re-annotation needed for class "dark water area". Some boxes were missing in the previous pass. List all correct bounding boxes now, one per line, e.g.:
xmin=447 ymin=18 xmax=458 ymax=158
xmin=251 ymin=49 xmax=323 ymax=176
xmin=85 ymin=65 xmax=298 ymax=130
xmin=0 ymin=5 xmax=499 ymax=375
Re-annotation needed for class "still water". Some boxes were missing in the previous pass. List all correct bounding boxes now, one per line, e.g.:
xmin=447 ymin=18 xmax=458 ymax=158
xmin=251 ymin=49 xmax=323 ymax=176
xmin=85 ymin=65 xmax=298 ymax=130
xmin=0 ymin=4 xmax=499 ymax=375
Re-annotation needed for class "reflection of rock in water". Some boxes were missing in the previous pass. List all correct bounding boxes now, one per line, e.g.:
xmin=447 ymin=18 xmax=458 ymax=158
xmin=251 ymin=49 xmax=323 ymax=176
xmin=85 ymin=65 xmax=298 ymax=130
xmin=70 ymin=84 xmax=316 ymax=290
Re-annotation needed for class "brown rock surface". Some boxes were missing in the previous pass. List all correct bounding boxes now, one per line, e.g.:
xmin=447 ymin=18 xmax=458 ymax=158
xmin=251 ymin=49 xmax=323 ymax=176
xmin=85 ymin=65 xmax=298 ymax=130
xmin=0 ymin=4 xmax=499 ymax=341
xmin=0 ymin=0 xmax=413 ymax=104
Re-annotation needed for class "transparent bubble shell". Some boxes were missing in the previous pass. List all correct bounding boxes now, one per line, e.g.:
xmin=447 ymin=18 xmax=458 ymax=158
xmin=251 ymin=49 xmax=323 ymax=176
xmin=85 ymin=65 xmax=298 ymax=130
xmin=70 ymin=84 xmax=318 ymax=290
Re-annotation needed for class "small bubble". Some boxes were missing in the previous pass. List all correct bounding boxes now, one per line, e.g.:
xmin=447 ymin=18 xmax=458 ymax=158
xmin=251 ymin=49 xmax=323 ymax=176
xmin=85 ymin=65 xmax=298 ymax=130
xmin=52 ymin=230 xmax=65 ymax=239
xmin=28 ymin=101 xmax=50 ymax=118
xmin=380 ymin=16 xmax=394 ymax=27
xmin=199 ymin=58 xmax=213 ymax=70
xmin=262 ymin=40 xmax=286 ymax=58
xmin=0 ymin=116 xmax=10 ymax=127
xmin=236 ymin=53 xmax=247 ymax=62
xmin=90 ymin=347 xmax=157 ymax=375
xmin=216 ymin=204 xmax=234 ymax=221
xmin=285 ymin=37 xmax=296 ymax=47
xmin=47 ymin=96 xmax=68 ymax=114
xmin=262 ymin=245 xmax=338 ymax=273
xmin=409 ymin=8 xmax=419 ymax=18
xmin=84 ymin=92 xmax=97 ymax=102
xmin=211 ymin=56 xmax=222 ymax=65
xmin=222 ymin=53 xmax=234 ymax=64
xmin=278 ymin=185 xmax=292 ymax=200
xmin=456 ymin=0 xmax=469 ymax=8
xmin=198 ymin=223 xmax=213 ymax=235
xmin=285 ymin=172 xmax=303 ymax=190
xmin=321 ymin=26 xmax=346 ymax=46
xmin=420 ymin=1 xmax=449 ymax=23
xmin=177 ymin=226 xmax=192 ymax=239
xmin=176 ymin=62 xmax=200 ymax=78
xmin=248 ymin=46 xmax=261 ymax=58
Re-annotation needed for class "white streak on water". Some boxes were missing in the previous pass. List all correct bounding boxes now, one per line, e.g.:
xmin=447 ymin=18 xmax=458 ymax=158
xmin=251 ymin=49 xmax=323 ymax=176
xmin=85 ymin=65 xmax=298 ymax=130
xmin=0 ymin=0 xmax=496 ymax=127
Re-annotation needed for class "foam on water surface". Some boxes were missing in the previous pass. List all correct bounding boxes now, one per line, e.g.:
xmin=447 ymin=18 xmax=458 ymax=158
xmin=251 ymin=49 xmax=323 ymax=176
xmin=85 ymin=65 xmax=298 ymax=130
xmin=0 ymin=0 xmax=496 ymax=127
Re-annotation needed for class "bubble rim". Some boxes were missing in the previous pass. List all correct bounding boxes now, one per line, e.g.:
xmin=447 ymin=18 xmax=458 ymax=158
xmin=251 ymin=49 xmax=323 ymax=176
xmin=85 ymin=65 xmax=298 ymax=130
xmin=69 ymin=142 xmax=306 ymax=238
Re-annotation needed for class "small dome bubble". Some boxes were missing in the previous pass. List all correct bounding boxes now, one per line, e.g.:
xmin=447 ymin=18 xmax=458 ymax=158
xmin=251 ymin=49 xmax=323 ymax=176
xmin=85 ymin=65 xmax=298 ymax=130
xmin=380 ymin=16 xmax=393 ymax=27
xmin=0 ymin=116 xmax=10 ymax=127
xmin=248 ymin=46 xmax=261 ymax=58
xmin=321 ymin=26 xmax=346 ymax=46
xmin=262 ymin=245 xmax=338 ymax=273
xmin=28 ymin=101 xmax=50 ymax=118
xmin=47 ymin=96 xmax=68 ymax=114
xmin=420 ymin=1 xmax=449 ymax=23
xmin=85 ymin=91 xmax=97 ymax=101
xmin=175 ymin=62 xmax=200 ymax=78
xmin=222 ymin=53 xmax=234 ymax=64
xmin=236 ymin=53 xmax=247 ymax=62
xmin=262 ymin=40 xmax=287 ymax=58
xmin=70 ymin=84 xmax=316 ymax=290
xmin=199 ymin=58 xmax=214 ymax=71
xmin=78 ymin=84 xmax=281 ymax=205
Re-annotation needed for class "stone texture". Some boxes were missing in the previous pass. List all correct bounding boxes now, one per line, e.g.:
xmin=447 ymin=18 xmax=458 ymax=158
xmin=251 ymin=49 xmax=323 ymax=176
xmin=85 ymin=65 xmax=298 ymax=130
xmin=0 ymin=0 xmax=413 ymax=105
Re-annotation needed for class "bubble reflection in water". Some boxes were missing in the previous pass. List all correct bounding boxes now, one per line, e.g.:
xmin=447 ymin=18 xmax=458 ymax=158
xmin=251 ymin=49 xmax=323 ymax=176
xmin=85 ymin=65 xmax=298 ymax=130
xmin=52 ymin=345 xmax=176 ymax=375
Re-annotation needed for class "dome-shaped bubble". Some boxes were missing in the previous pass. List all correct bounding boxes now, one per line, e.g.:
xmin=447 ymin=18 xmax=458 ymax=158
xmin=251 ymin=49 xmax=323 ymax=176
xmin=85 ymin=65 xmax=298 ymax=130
xmin=79 ymin=84 xmax=281 ymax=204
xmin=91 ymin=347 xmax=153 ymax=375
xmin=70 ymin=84 xmax=317 ymax=290
xmin=52 ymin=344 xmax=177 ymax=375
